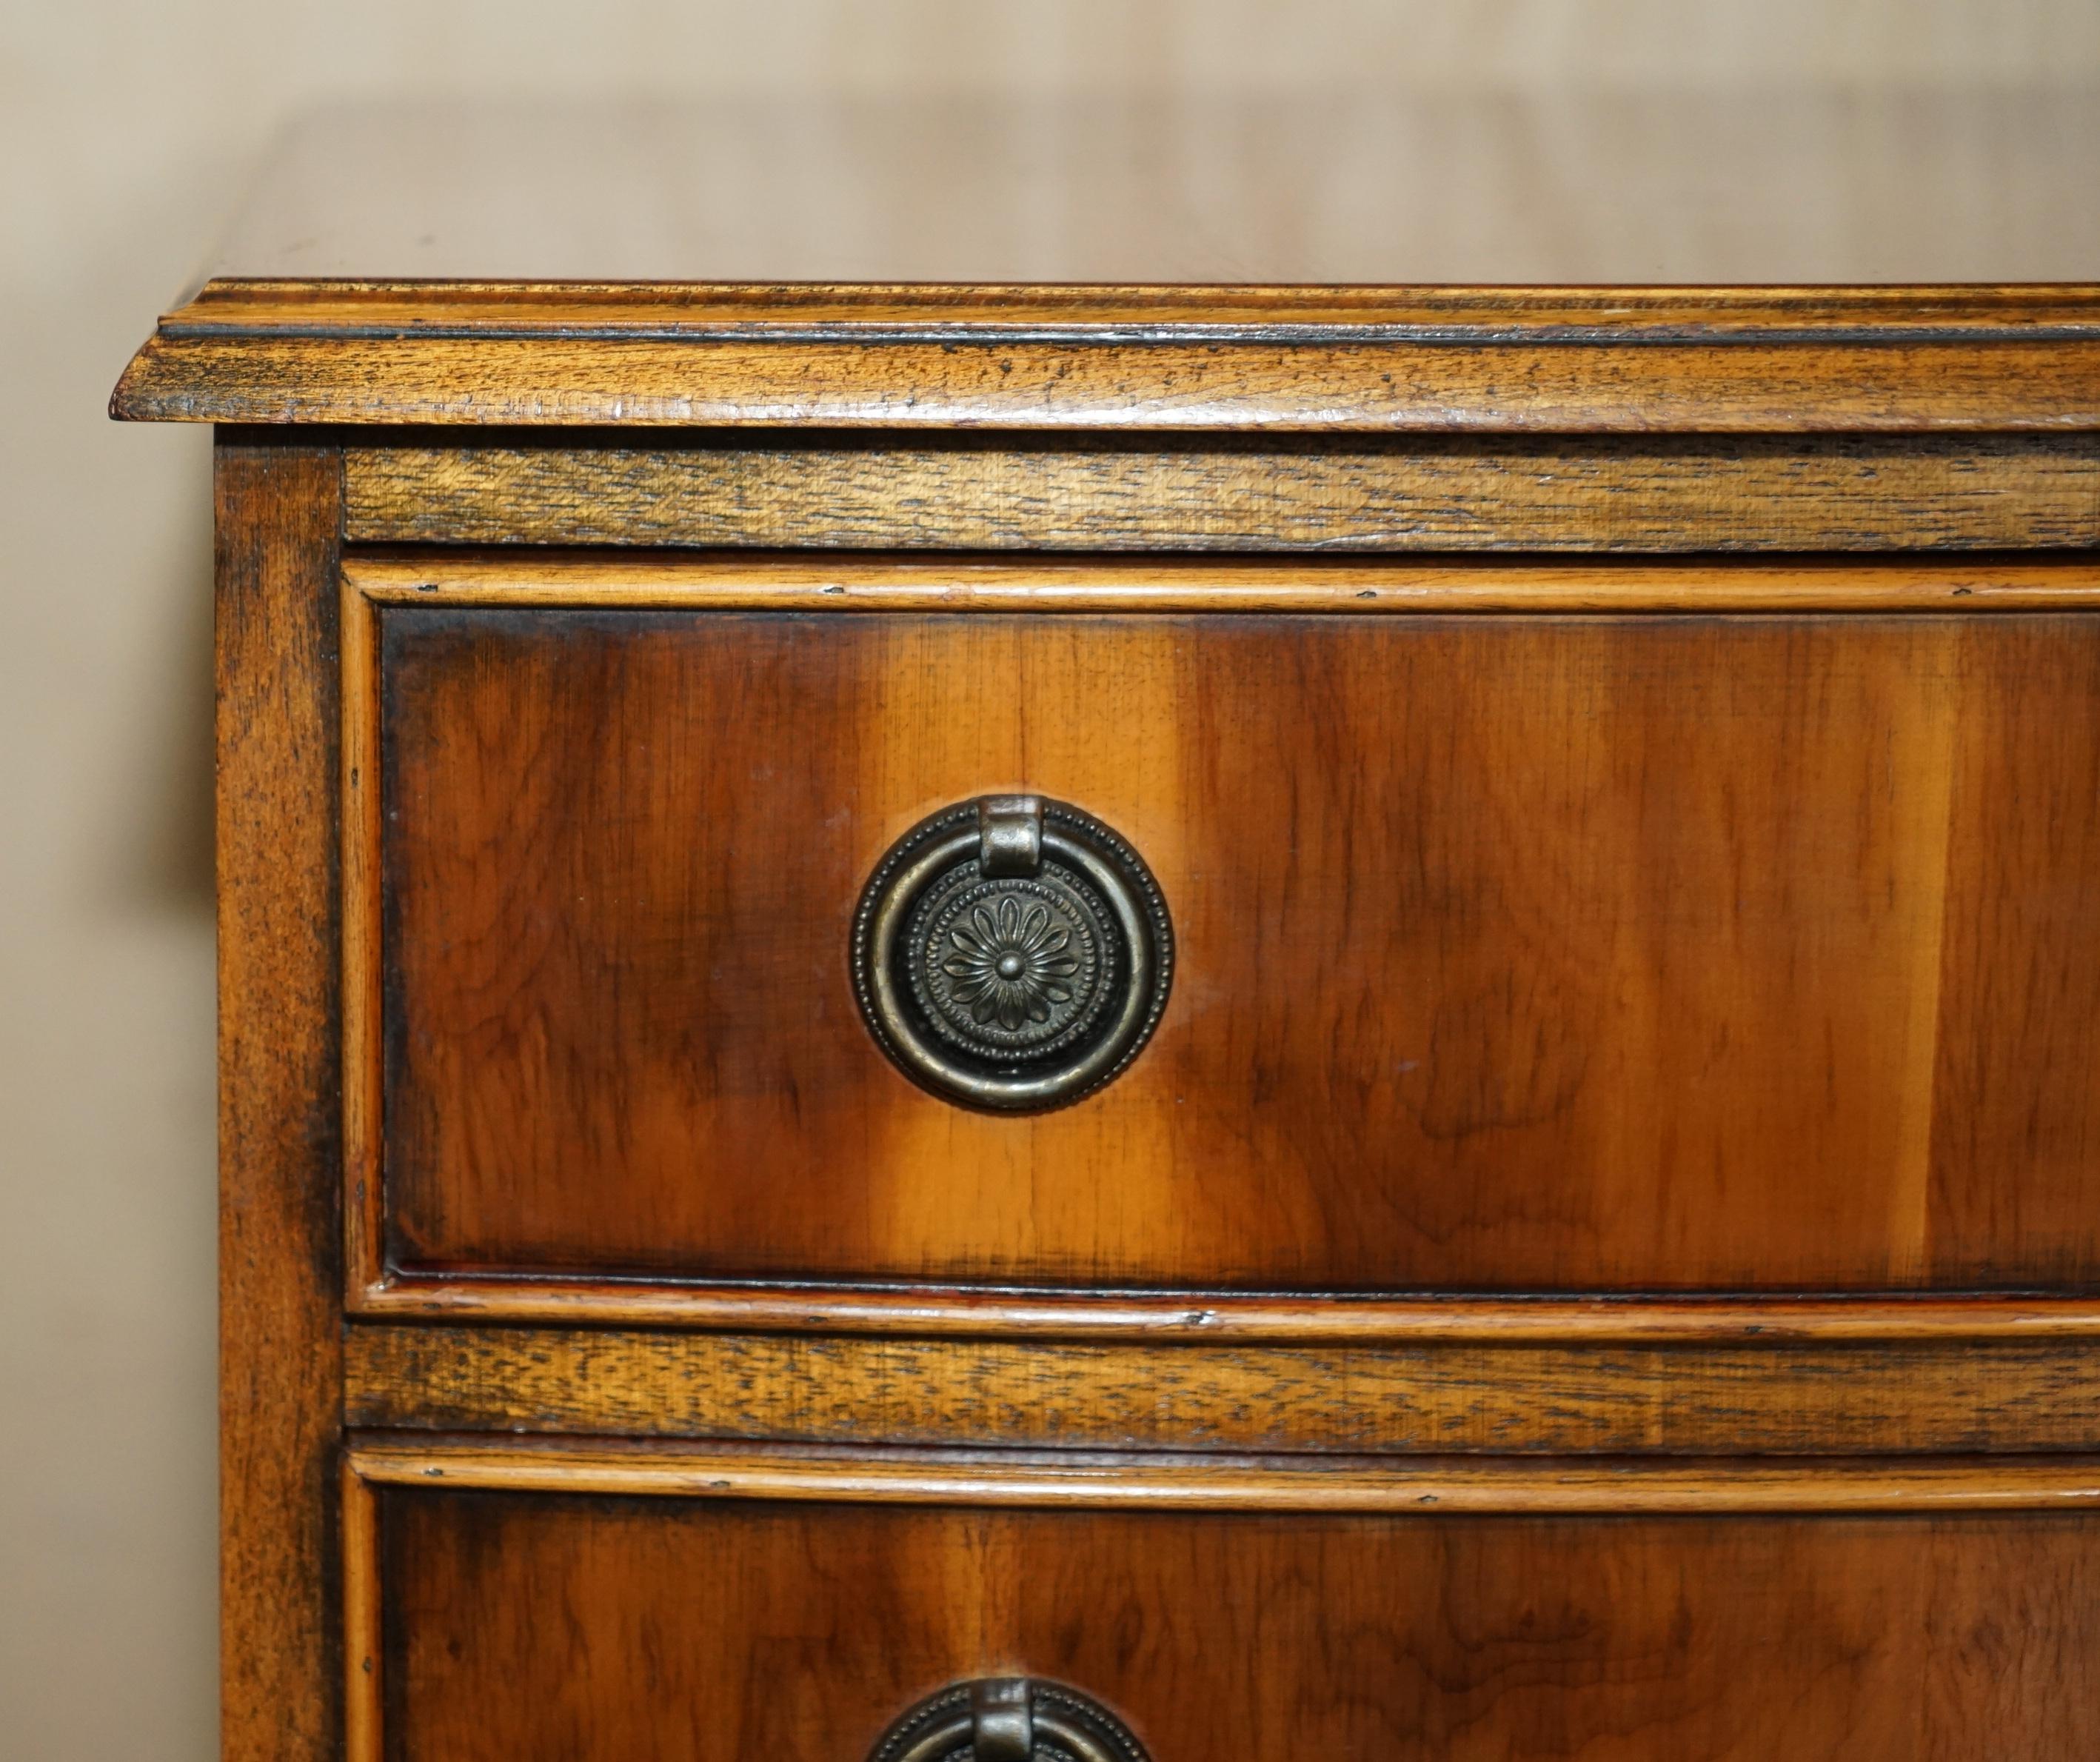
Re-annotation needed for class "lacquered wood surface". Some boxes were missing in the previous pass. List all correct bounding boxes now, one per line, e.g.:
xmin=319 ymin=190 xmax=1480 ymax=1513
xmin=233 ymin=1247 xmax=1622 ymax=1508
xmin=369 ymin=1481 xmax=2100 ymax=1760
xmin=372 ymin=595 xmax=2100 ymax=1293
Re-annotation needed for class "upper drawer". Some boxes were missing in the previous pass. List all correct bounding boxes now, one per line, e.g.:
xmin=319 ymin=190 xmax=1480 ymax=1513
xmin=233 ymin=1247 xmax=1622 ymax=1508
xmin=344 ymin=558 xmax=2100 ymax=1304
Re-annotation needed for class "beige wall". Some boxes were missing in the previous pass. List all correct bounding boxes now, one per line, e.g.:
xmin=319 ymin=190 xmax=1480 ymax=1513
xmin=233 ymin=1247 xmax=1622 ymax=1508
xmin=4 ymin=4 xmax=2099 ymax=1757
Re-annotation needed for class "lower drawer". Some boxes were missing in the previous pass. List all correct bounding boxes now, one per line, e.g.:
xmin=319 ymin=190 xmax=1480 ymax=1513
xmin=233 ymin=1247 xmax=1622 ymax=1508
xmin=347 ymin=1442 xmax=2100 ymax=1761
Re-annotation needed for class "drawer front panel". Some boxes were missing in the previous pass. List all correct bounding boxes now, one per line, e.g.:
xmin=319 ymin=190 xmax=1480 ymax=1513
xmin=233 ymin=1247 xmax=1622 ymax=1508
xmin=372 ymin=603 xmax=2100 ymax=1292
xmin=366 ymin=1477 xmax=2100 ymax=1761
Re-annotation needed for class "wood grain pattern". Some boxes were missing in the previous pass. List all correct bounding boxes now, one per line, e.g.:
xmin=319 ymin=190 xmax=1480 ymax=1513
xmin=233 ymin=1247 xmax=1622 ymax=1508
xmin=344 ymin=1324 xmax=2100 ymax=1457
xmin=1930 ymin=641 xmax=2100 ymax=1283
xmin=352 ymin=1457 xmax=2100 ymax=1760
xmin=111 ymin=325 xmax=2100 ymax=430
xmin=215 ymin=438 xmax=344 ymax=1762
xmin=344 ymin=435 xmax=2100 ymax=553
xmin=367 ymin=591 xmax=2100 ymax=1295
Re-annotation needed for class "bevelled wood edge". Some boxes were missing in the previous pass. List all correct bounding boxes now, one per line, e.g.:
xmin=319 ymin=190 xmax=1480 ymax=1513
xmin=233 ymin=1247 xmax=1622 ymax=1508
xmin=217 ymin=438 xmax=345 ymax=1762
xmin=339 ymin=551 xmax=2100 ymax=615
xmin=344 ymin=436 xmax=2100 ymax=555
xmin=342 ymin=1435 xmax=2100 ymax=1512
xmin=148 ymin=278 xmax=2100 ymax=338
xmin=340 ymin=1462 xmax=380 ymax=1762
xmin=350 ymin=1275 xmax=2100 ymax=1342
xmin=112 ymin=281 xmax=2100 ymax=430
xmin=340 ymin=576 xmax=385 ymax=1305
xmin=343 ymin=1325 xmax=2100 ymax=1457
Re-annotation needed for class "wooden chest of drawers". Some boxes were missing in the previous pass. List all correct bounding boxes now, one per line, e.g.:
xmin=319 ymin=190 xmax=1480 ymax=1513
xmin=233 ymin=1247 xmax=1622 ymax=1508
xmin=117 ymin=101 xmax=2100 ymax=1760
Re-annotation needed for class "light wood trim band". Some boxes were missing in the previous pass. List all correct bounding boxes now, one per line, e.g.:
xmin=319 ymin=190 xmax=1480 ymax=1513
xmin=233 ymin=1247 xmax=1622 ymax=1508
xmin=340 ymin=1462 xmax=381 ymax=1762
xmin=350 ymin=1274 xmax=2100 ymax=1343
xmin=338 ymin=576 xmax=384 ymax=1309
xmin=343 ymin=1436 xmax=2100 ymax=1513
xmin=341 ymin=553 xmax=2100 ymax=616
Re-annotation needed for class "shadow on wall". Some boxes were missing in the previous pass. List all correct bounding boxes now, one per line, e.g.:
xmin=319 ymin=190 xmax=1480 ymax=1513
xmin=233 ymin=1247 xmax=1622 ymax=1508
xmin=78 ymin=181 xmax=230 ymax=921
xmin=101 ymin=527 xmax=215 ymax=918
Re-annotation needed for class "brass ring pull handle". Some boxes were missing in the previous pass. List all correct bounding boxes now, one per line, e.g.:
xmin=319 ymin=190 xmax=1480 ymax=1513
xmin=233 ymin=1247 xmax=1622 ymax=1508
xmin=851 ymin=796 xmax=1174 ymax=1113
xmin=867 ymin=1677 xmax=1154 ymax=1762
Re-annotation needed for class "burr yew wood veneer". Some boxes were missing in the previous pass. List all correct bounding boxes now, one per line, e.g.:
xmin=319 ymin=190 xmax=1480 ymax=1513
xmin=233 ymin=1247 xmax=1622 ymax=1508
xmin=116 ymin=99 xmax=2100 ymax=1761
